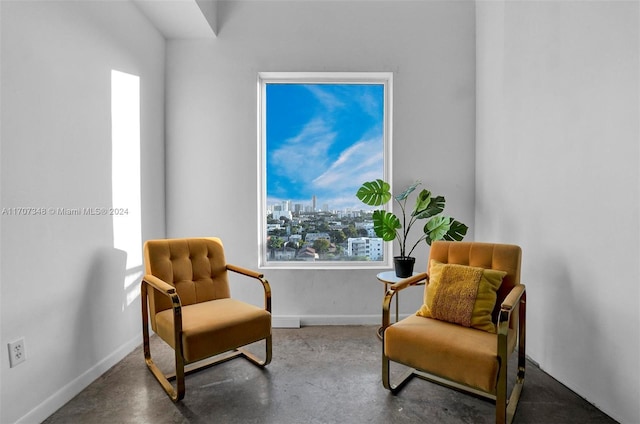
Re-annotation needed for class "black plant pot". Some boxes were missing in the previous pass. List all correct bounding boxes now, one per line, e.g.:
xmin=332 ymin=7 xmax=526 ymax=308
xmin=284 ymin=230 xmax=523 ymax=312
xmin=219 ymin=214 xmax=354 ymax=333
xmin=394 ymin=256 xmax=416 ymax=278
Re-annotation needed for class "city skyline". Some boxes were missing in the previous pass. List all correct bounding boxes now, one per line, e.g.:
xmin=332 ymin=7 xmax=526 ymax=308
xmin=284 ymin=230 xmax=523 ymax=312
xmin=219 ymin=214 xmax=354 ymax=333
xmin=265 ymin=82 xmax=385 ymax=212
xmin=267 ymin=196 xmax=356 ymax=213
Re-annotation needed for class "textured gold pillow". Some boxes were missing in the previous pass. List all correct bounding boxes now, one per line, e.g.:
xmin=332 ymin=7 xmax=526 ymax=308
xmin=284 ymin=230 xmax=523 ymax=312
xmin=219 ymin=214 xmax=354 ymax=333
xmin=416 ymin=260 xmax=506 ymax=333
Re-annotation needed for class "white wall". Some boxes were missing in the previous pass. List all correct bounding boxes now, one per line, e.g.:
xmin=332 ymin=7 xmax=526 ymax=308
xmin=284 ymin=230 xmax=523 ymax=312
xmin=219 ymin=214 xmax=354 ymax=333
xmin=0 ymin=1 xmax=166 ymax=422
xmin=165 ymin=0 xmax=477 ymax=324
xmin=476 ymin=1 xmax=640 ymax=423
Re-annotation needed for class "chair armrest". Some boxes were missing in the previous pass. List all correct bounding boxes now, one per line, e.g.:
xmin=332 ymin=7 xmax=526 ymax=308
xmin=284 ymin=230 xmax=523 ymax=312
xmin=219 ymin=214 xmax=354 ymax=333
xmin=497 ymin=284 xmax=526 ymax=336
xmin=382 ymin=272 xmax=428 ymax=329
xmin=141 ymin=275 xmax=181 ymax=312
xmin=226 ymin=264 xmax=272 ymax=313
xmin=389 ymin=272 xmax=429 ymax=291
xmin=501 ymin=284 xmax=526 ymax=312
xmin=142 ymin=274 xmax=177 ymax=295
xmin=226 ymin=264 xmax=264 ymax=279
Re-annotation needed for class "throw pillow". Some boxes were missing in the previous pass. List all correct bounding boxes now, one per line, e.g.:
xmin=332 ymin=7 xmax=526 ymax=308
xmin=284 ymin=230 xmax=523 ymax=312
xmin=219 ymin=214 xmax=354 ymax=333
xmin=416 ymin=260 xmax=506 ymax=333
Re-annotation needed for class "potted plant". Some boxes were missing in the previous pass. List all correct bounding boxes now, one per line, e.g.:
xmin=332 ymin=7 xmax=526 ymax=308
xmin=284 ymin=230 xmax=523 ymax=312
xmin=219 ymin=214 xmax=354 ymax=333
xmin=356 ymin=179 xmax=468 ymax=277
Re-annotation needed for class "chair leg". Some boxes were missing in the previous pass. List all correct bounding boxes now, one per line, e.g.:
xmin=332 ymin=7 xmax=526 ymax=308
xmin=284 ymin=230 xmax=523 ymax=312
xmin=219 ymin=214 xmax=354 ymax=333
xmin=143 ymin=346 xmax=185 ymax=401
xmin=143 ymin=333 xmax=272 ymax=402
xmin=174 ymin=335 xmax=272 ymax=377
xmin=496 ymin=353 xmax=525 ymax=424
xmin=382 ymin=350 xmax=416 ymax=394
xmin=142 ymin=285 xmax=185 ymax=401
xmin=497 ymin=296 xmax=526 ymax=424
xmin=239 ymin=335 xmax=272 ymax=367
xmin=507 ymin=295 xmax=527 ymax=423
xmin=144 ymin=326 xmax=271 ymax=400
xmin=506 ymin=369 xmax=525 ymax=423
xmin=142 ymin=324 xmax=183 ymax=401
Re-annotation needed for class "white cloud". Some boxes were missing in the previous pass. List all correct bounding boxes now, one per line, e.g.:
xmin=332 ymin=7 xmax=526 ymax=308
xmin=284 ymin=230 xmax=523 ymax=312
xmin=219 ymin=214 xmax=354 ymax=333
xmin=310 ymin=134 xmax=384 ymax=211
xmin=270 ymin=117 xmax=336 ymax=183
xmin=305 ymin=85 xmax=345 ymax=112
xmin=312 ymin=137 xmax=383 ymax=189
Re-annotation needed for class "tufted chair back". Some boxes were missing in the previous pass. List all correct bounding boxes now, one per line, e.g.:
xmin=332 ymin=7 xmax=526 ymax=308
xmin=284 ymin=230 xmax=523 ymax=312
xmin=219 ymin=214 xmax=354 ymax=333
xmin=144 ymin=237 xmax=231 ymax=331
xmin=428 ymin=241 xmax=522 ymax=325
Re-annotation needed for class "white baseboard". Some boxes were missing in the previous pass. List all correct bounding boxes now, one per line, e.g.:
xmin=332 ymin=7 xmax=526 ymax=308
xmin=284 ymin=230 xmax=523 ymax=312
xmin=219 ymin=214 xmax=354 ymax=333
xmin=17 ymin=335 xmax=141 ymax=424
xmin=301 ymin=314 xmax=380 ymax=326
xmin=272 ymin=316 xmax=301 ymax=328
xmin=273 ymin=314 xmax=412 ymax=327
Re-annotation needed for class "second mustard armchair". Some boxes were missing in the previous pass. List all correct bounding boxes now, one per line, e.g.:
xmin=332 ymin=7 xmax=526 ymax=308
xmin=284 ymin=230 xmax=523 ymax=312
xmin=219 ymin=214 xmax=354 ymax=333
xmin=141 ymin=237 xmax=272 ymax=401
xmin=382 ymin=241 xmax=526 ymax=424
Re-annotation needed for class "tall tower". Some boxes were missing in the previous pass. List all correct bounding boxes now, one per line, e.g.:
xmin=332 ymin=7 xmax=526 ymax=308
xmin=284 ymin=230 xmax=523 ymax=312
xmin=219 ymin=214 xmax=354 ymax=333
xmin=312 ymin=195 xmax=317 ymax=211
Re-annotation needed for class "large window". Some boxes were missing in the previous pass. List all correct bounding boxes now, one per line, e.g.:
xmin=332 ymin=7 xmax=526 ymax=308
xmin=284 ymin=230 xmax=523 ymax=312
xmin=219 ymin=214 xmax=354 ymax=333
xmin=258 ymin=72 xmax=393 ymax=269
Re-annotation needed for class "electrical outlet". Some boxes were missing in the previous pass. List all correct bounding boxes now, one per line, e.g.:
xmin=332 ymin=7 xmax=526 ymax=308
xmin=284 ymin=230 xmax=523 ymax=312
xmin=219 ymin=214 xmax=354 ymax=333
xmin=8 ymin=338 xmax=26 ymax=368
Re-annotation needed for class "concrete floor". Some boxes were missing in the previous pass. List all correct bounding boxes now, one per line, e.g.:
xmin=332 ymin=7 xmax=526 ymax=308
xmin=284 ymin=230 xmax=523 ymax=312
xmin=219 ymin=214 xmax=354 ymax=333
xmin=44 ymin=326 xmax=618 ymax=424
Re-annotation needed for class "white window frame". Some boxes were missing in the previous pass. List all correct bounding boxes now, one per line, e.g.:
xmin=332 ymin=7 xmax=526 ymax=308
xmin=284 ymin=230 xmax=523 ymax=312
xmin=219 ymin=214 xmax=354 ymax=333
xmin=257 ymin=71 xmax=393 ymax=270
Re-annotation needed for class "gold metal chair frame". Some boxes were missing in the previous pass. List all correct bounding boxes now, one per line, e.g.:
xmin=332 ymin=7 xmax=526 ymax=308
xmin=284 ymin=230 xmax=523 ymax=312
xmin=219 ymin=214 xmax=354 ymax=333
xmin=381 ymin=272 xmax=526 ymax=424
xmin=141 ymin=264 xmax=272 ymax=402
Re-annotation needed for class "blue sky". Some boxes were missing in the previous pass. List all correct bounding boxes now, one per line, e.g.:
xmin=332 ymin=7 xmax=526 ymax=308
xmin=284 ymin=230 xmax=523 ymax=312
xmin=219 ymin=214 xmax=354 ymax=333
xmin=266 ymin=83 xmax=385 ymax=212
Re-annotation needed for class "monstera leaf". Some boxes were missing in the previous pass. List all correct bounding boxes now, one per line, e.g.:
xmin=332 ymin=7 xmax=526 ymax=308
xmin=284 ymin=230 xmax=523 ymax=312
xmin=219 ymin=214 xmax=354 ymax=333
xmin=424 ymin=216 xmax=452 ymax=245
xmin=394 ymin=182 xmax=420 ymax=202
xmin=356 ymin=179 xmax=392 ymax=206
xmin=413 ymin=192 xmax=445 ymax=219
xmin=443 ymin=219 xmax=468 ymax=242
xmin=425 ymin=218 xmax=469 ymax=245
xmin=372 ymin=210 xmax=401 ymax=241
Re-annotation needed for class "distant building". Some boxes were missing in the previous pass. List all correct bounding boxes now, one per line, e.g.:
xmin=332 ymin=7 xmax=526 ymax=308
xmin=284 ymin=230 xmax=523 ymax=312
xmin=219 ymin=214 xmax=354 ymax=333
xmin=297 ymin=247 xmax=318 ymax=261
xmin=347 ymin=237 xmax=383 ymax=261
xmin=273 ymin=246 xmax=297 ymax=261
xmin=355 ymin=221 xmax=376 ymax=237
xmin=305 ymin=232 xmax=330 ymax=243
xmin=266 ymin=223 xmax=282 ymax=232
xmin=337 ymin=210 xmax=360 ymax=219
xmin=272 ymin=210 xmax=293 ymax=221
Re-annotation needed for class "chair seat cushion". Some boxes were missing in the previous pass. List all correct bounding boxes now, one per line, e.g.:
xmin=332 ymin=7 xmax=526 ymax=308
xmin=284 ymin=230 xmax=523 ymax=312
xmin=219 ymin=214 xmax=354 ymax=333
xmin=155 ymin=298 xmax=271 ymax=363
xmin=384 ymin=314 xmax=516 ymax=393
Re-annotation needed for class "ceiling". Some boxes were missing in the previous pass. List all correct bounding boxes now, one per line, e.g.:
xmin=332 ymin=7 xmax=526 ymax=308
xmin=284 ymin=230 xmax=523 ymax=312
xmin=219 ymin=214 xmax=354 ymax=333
xmin=132 ymin=0 xmax=218 ymax=39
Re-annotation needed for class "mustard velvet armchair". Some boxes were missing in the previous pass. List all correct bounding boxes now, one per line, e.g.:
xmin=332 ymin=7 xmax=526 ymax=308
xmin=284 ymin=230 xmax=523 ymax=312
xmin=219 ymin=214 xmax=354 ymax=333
xmin=141 ymin=237 xmax=272 ymax=401
xmin=382 ymin=241 xmax=526 ymax=424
